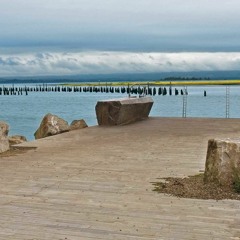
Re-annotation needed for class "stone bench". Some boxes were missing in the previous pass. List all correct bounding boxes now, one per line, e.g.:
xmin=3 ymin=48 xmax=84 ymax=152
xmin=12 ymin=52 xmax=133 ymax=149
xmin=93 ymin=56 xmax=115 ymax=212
xmin=204 ymin=138 xmax=240 ymax=186
xmin=95 ymin=97 xmax=154 ymax=126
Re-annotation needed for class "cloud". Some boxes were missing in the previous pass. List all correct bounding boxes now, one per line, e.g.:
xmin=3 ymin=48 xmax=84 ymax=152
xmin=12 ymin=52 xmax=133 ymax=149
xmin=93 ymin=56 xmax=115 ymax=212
xmin=0 ymin=0 xmax=240 ymax=52
xmin=1 ymin=51 xmax=240 ymax=77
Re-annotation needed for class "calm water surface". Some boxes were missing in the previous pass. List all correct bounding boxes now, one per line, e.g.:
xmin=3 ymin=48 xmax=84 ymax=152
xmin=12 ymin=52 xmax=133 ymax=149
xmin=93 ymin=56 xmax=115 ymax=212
xmin=0 ymin=84 xmax=239 ymax=140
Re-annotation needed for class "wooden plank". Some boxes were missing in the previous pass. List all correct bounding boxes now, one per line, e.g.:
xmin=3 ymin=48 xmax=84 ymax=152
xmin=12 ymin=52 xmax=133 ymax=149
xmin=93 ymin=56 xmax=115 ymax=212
xmin=0 ymin=117 xmax=240 ymax=239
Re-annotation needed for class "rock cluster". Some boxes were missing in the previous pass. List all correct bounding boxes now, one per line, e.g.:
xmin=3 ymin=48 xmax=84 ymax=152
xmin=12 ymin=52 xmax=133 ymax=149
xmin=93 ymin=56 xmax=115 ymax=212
xmin=0 ymin=113 xmax=88 ymax=153
xmin=34 ymin=113 xmax=88 ymax=139
xmin=204 ymin=138 xmax=240 ymax=186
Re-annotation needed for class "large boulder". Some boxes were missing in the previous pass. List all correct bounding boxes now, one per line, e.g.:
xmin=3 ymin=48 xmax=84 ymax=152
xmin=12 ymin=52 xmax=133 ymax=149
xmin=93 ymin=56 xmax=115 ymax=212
xmin=95 ymin=97 xmax=154 ymax=126
xmin=70 ymin=119 xmax=88 ymax=131
xmin=34 ymin=113 xmax=70 ymax=139
xmin=8 ymin=135 xmax=27 ymax=146
xmin=204 ymin=138 xmax=240 ymax=186
xmin=0 ymin=121 xmax=10 ymax=153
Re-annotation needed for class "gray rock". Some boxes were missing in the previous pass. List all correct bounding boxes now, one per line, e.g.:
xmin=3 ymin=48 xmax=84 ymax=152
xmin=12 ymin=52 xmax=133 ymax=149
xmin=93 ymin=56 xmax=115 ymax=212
xmin=0 ymin=121 xmax=10 ymax=153
xmin=95 ymin=97 xmax=153 ymax=126
xmin=70 ymin=119 xmax=88 ymax=131
xmin=204 ymin=138 xmax=240 ymax=186
xmin=8 ymin=135 xmax=27 ymax=146
xmin=34 ymin=113 xmax=69 ymax=139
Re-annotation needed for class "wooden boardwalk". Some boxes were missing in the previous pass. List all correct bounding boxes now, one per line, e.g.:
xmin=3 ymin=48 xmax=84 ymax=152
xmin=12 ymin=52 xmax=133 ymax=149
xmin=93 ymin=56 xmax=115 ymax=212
xmin=0 ymin=117 xmax=240 ymax=239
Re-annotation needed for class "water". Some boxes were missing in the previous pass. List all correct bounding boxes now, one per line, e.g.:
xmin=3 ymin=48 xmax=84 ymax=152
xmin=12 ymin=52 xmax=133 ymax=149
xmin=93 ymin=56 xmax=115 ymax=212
xmin=0 ymin=84 xmax=239 ymax=140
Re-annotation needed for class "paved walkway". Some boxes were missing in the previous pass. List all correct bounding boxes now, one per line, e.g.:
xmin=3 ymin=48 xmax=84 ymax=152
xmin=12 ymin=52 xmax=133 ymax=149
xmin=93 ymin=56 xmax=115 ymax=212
xmin=0 ymin=117 xmax=240 ymax=239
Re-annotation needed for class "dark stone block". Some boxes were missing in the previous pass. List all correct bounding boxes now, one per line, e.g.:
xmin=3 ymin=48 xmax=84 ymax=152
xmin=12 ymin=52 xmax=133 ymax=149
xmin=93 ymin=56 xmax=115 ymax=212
xmin=95 ymin=97 xmax=154 ymax=126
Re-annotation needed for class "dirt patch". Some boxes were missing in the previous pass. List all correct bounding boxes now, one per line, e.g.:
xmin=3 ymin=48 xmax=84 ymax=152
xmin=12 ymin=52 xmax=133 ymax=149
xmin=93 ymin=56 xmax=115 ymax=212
xmin=152 ymin=174 xmax=240 ymax=200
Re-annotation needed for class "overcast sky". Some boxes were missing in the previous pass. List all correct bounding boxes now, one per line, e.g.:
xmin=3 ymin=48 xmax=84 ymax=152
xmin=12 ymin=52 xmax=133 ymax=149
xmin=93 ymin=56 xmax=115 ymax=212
xmin=1 ymin=0 xmax=240 ymax=76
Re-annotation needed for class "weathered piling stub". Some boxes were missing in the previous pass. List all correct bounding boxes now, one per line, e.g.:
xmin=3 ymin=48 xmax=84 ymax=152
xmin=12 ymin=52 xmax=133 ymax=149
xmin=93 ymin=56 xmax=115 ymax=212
xmin=95 ymin=97 xmax=154 ymax=126
xmin=204 ymin=138 xmax=240 ymax=186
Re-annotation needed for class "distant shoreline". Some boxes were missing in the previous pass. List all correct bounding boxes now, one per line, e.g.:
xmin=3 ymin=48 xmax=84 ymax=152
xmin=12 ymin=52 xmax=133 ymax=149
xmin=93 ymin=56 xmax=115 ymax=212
xmin=1 ymin=70 xmax=240 ymax=84
xmin=61 ymin=79 xmax=240 ymax=87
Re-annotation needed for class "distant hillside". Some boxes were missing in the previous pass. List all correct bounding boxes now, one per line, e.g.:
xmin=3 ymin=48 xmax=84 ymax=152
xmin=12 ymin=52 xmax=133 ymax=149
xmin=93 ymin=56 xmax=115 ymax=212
xmin=0 ymin=70 xmax=240 ymax=84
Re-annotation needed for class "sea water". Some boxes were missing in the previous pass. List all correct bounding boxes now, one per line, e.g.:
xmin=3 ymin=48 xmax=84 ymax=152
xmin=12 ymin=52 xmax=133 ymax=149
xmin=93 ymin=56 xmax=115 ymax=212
xmin=0 ymin=84 xmax=240 ymax=140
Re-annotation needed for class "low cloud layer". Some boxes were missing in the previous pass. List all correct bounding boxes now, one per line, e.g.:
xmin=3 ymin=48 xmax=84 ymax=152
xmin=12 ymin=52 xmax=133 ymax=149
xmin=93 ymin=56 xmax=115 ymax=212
xmin=1 ymin=52 xmax=240 ymax=77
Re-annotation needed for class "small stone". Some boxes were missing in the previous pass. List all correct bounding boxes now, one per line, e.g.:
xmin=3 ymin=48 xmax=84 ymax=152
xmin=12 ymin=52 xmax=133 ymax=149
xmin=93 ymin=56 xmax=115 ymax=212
xmin=70 ymin=119 xmax=88 ymax=131
xmin=8 ymin=135 xmax=27 ymax=145
xmin=0 ymin=121 xmax=10 ymax=153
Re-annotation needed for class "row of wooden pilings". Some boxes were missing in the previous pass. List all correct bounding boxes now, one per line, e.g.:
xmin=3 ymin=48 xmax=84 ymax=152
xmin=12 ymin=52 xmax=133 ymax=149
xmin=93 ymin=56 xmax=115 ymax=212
xmin=0 ymin=85 xmax=205 ymax=96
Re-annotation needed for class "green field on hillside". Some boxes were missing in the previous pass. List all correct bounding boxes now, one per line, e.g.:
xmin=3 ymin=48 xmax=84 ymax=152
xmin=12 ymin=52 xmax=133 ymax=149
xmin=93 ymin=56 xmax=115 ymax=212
xmin=62 ymin=79 xmax=240 ymax=87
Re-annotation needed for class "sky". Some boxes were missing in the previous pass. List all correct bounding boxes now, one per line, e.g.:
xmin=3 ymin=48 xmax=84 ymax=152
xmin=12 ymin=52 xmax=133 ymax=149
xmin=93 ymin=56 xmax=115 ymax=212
xmin=1 ymin=0 xmax=240 ymax=77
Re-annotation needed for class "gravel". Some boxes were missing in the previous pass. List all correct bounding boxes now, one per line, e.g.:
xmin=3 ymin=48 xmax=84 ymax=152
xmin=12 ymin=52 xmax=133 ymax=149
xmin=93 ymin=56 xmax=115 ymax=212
xmin=152 ymin=174 xmax=240 ymax=200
